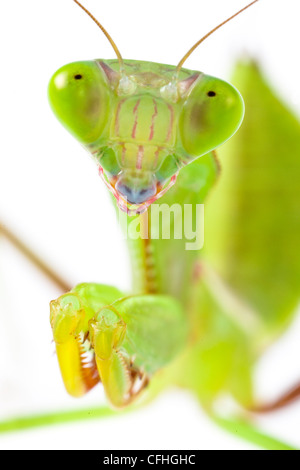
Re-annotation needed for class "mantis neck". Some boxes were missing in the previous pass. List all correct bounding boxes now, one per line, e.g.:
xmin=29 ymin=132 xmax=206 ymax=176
xmin=127 ymin=211 xmax=159 ymax=295
xmin=125 ymin=152 xmax=219 ymax=307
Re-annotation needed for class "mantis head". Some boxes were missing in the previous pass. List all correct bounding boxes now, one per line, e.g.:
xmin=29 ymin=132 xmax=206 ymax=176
xmin=48 ymin=0 xmax=257 ymax=214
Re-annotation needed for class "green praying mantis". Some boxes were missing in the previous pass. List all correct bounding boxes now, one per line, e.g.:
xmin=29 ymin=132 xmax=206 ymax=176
xmin=1 ymin=0 xmax=300 ymax=449
xmin=48 ymin=0 xmax=247 ymax=407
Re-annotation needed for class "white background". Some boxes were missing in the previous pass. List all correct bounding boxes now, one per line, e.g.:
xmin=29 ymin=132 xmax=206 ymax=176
xmin=0 ymin=0 xmax=300 ymax=450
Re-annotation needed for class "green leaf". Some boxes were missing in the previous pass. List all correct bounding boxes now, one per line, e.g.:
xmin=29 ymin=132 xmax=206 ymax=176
xmin=205 ymin=61 xmax=300 ymax=332
xmin=175 ymin=281 xmax=254 ymax=408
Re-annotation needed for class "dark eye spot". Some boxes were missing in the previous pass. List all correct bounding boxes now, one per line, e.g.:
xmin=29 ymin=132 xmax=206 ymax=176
xmin=74 ymin=74 xmax=83 ymax=80
xmin=207 ymin=91 xmax=216 ymax=97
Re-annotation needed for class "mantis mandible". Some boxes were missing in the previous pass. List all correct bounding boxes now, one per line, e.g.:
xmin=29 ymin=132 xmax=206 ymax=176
xmin=1 ymin=0 xmax=300 ymax=450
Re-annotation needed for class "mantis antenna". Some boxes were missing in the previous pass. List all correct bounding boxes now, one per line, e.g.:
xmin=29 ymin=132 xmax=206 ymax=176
xmin=73 ymin=0 xmax=124 ymax=71
xmin=176 ymin=0 xmax=259 ymax=73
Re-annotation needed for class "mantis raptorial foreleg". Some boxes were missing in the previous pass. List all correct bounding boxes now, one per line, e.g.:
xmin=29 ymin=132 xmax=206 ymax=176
xmin=51 ymin=284 xmax=188 ymax=407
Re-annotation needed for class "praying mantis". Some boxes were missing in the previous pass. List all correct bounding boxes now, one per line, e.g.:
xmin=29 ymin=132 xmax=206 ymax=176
xmin=0 ymin=0 xmax=300 ymax=450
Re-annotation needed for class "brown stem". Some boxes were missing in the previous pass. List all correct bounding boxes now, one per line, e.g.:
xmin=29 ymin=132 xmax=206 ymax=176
xmin=250 ymin=382 xmax=300 ymax=413
xmin=0 ymin=222 xmax=71 ymax=292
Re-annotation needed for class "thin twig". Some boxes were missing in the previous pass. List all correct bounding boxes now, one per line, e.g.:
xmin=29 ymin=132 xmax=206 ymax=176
xmin=0 ymin=222 xmax=71 ymax=292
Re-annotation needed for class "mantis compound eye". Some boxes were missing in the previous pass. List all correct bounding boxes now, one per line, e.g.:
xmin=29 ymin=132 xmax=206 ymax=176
xmin=179 ymin=75 xmax=244 ymax=157
xmin=48 ymin=61 xmax=110 ymax=144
